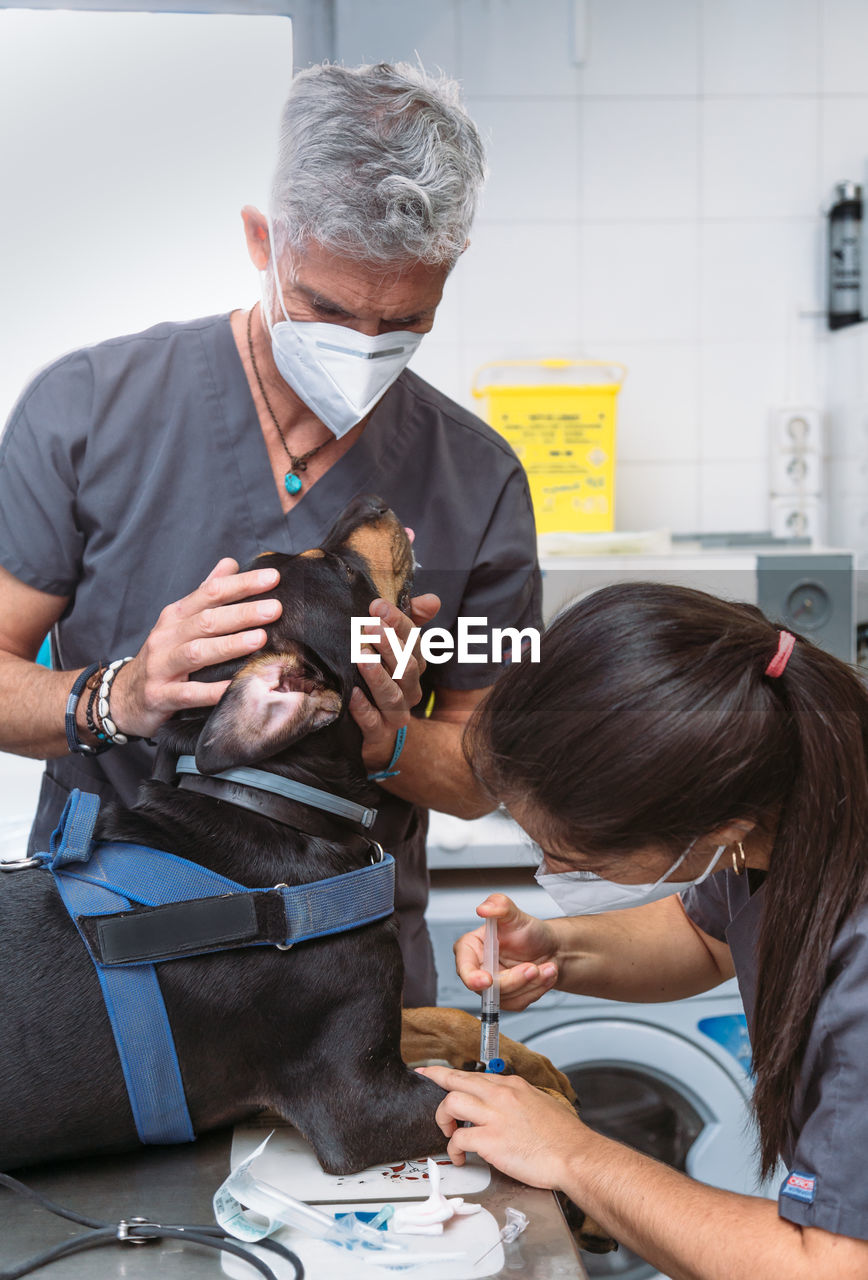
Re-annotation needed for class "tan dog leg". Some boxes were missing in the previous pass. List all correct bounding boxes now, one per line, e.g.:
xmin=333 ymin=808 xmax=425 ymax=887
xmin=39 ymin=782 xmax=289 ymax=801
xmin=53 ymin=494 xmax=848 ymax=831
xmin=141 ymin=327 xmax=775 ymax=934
xmin=401 ymin=1007 xmax=618 ymax=1256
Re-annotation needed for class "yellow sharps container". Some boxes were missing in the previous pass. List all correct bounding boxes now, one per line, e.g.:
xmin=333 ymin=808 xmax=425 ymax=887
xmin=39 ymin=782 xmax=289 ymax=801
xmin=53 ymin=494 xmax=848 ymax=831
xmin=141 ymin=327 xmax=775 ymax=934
xmin=473 ymin=359 xmax=626 ymax=534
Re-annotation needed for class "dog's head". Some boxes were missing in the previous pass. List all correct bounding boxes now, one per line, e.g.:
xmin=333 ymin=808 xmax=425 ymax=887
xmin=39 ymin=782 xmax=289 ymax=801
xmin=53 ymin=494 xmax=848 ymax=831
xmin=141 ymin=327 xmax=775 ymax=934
xmin=189 ymin=495 xmax=415 ymax=776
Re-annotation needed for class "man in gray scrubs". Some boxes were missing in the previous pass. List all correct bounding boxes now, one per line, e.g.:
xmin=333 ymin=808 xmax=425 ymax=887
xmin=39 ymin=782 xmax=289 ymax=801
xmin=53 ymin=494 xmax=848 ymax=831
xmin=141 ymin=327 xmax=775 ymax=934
xmin=0 ymin=62 xmax=540 ymax=1007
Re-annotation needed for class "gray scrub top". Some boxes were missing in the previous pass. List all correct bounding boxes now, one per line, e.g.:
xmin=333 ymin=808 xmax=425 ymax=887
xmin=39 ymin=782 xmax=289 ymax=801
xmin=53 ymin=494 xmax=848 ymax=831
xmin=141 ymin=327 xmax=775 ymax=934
xmin=0 ymin=313 xmax=541 ymax=1007
xmin=682 ymin=871 xmax=868 ymax=1241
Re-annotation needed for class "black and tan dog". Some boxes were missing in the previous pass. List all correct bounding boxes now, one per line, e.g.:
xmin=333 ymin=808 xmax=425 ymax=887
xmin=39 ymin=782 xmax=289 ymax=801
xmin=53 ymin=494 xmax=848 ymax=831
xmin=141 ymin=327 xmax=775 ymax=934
xmin=0 ymin=495 xmax=614 ymax=1253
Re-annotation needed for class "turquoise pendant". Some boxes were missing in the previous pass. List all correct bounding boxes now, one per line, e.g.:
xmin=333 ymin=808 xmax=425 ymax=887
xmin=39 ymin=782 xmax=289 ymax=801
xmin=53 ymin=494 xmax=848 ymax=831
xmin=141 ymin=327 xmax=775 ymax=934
xmin=285 ymin=472 xmax=303 ymax=496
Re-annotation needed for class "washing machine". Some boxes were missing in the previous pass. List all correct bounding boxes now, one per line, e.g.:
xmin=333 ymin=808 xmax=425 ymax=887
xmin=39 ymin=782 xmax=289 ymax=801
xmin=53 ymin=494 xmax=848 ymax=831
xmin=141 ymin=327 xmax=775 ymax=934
xmin=426 ymin=815 xmax=771 ymax=1280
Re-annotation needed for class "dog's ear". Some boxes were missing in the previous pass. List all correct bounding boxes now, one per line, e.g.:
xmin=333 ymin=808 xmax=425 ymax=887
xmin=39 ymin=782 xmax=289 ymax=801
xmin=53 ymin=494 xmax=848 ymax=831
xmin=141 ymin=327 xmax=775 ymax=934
xmin=194 ymin=643 xmax=342 ymax=774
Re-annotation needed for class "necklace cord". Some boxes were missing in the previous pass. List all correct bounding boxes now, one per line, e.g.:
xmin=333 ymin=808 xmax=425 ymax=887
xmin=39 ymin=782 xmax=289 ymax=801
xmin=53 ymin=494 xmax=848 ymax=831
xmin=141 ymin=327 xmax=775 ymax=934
xmin=246 ymin=307 xmax=331 ymax=491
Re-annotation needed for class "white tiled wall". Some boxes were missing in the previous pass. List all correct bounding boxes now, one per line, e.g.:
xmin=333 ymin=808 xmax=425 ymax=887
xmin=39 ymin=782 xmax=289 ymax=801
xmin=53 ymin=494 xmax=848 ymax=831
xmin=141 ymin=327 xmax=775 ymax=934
xmin=0 ymin=755 xmax=43 ymax=857
xmin=336 ymin=0 xmax=868 ymax=544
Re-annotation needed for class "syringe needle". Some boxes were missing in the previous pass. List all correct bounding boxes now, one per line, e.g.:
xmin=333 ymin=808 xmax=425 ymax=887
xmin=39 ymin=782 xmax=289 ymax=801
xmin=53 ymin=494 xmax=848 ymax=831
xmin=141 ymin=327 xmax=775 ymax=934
xmin=473 ymin=1237 xmax=501 ymax=1267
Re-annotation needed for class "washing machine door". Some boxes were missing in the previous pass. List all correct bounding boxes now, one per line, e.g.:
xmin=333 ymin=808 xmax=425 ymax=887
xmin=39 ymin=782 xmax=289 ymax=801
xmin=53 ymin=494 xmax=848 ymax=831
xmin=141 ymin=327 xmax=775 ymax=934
xmin=523 ymin=1018 xmax=759 ymax=1280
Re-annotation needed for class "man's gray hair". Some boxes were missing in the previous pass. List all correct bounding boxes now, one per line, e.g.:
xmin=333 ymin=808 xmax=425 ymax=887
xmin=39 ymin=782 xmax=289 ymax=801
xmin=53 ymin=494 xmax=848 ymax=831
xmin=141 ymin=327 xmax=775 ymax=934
xmin=269 ymin=61 xmax=486 ymax=269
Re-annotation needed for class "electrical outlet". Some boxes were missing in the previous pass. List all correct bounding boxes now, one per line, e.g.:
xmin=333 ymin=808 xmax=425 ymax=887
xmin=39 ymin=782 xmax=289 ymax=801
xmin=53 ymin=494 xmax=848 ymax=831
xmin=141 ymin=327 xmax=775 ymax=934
xmin=770 ymin=449 xmax=824 ymax=496
xmin=771 ymin=407 xmax=823 ymax=455
xmin=770 ymin=496 xmax=825 ymax=543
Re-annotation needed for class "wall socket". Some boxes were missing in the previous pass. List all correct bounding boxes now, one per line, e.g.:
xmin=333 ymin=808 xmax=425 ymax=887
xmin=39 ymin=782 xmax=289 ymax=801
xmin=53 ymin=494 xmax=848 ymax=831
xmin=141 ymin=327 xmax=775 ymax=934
xmin=770 ymin=495 xmax=825 ymax=542
xmin=771 ymin=406 xmax=823 ymax=456
xmin=770 ymin=448 xmax=824 ymax=495
xmin=770 ymin=406 xmax=825 ymax=543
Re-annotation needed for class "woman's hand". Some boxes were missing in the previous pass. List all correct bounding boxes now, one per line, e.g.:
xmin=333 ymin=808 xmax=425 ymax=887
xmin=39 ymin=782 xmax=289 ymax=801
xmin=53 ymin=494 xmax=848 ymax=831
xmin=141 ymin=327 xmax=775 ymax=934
xmin=416 ymin=1065 xmax=583 ymax=1190
xmin=348 ymin=592 xmax=439 ymax=774
xmin=108 ymin=559 xmax=282 ymax=739
xmin=454 ymin=893 xmax=561 ymax=1011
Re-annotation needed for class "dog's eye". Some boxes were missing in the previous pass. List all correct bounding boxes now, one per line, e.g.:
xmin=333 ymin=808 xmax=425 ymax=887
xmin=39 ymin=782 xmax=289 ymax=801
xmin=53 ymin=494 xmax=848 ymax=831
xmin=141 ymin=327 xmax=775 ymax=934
xmin=333 ymin=555 xmax=356 ymax=581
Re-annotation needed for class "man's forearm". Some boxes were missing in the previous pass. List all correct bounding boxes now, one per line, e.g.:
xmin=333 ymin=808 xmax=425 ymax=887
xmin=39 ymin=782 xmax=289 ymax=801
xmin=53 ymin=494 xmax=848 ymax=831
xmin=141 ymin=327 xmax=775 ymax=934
xmin=375 ymin=717 xmax=494 ymax=819
xmin=0 ymin=652 xmax=89 ymax=758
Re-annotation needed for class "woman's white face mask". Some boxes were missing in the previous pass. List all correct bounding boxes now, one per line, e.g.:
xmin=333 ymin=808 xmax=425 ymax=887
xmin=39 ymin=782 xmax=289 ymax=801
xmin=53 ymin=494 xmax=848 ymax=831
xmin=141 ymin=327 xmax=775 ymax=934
xmin=260 ymin=220 xmax=423 ymax=439
xmin=533 ymin=840 xmax=726 ymax=915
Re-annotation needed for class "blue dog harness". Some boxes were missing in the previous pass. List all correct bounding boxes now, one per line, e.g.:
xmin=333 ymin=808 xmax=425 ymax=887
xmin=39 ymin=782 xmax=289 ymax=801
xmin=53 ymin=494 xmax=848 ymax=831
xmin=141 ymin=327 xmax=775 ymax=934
xmin=30 ymin=786 xmax=395 ymax=1147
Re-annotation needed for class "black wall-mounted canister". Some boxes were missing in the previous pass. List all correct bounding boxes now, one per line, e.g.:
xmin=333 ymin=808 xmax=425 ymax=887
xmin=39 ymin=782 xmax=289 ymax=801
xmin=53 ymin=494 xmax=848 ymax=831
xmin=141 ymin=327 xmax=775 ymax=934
xmin=828 ymin=180 xmax=862 ymax=330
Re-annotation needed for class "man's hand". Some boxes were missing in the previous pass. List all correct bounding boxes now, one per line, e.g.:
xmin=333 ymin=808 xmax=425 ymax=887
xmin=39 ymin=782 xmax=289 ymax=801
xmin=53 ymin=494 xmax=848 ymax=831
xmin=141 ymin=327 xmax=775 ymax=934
xmin=107 ymin=559 xmax=282 ymax=739
xmin=455 ymin=893 xmax=560 ymax=1011
xmin=348 ymin=592 xmax=439 ymax=774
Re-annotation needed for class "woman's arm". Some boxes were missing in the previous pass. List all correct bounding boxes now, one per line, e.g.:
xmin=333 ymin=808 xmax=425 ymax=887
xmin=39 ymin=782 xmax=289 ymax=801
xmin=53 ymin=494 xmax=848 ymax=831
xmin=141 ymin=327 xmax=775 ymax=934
xmin=455 ymin=891 xmax=734 ymax=1009
xmin=418 ymin=1068 xmax=868 ymax=1280
xmin=552 ymin=893 xmax=735 ymax=1002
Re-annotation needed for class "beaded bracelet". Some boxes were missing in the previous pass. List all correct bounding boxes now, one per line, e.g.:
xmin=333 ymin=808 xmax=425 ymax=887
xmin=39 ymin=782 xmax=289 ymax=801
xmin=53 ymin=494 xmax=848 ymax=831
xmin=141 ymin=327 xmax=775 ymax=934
xmin=96 ymin=656 xmax=137 ymax=746
xmin=367 ymin=724 xmax=408 ymax=781
xmin=85 ymin=668 xmax=114 ymax=753
xmin=64 ymin=663 xmax=103 ymax=756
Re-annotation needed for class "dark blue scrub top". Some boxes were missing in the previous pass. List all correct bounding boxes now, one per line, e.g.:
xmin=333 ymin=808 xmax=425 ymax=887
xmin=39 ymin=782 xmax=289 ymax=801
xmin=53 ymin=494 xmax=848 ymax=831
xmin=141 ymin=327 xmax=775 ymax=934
xmin=683 ymin=871 xmax=868 ymax=1240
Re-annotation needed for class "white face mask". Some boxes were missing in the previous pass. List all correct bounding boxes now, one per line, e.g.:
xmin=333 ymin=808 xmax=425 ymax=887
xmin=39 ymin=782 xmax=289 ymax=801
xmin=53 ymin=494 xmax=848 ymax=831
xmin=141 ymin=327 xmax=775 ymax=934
xmin=260 ymin=220 xmax=424 ymax=439
xmin=534 ymin=841 xmax=726 ymax=915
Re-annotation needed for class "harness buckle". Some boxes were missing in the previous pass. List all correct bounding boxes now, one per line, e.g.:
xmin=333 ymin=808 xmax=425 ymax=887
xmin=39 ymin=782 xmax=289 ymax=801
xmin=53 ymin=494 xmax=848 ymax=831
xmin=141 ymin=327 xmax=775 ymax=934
xmin=369 ymin=841 xmax=386 ymax=864
xmin=0 ymin=856 xmax=41 ymax=872
xmin=273 ymin=883 xmax=294 ymax=950
xmin=117 ymin=1217 xmax=160 ymax=1244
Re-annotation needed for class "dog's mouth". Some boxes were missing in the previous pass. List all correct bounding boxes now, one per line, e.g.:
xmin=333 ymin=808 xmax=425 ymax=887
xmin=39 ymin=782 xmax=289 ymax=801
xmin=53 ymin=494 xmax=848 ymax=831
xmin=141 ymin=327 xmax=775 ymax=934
xmin=195 ymin=497 xmax=415 ymax=775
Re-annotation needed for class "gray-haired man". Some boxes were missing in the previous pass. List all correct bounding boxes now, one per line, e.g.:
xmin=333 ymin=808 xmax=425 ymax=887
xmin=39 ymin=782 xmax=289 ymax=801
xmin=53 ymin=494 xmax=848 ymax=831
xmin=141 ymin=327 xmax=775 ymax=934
xmin=0 ymin=62 xmax=540 ymax=1005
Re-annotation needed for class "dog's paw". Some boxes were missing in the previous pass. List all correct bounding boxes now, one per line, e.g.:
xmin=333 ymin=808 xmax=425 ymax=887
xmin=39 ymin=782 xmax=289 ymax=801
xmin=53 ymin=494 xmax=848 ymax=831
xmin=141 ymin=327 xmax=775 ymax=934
xmin=556 ymin=1192 xmax=620 ymax=1255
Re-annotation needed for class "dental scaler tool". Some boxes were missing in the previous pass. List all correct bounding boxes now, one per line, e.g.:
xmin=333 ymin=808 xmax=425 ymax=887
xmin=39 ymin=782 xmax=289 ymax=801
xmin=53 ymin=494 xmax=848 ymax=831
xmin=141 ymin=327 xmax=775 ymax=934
xmin=480 ymin=917 xmax=505 ymax=1073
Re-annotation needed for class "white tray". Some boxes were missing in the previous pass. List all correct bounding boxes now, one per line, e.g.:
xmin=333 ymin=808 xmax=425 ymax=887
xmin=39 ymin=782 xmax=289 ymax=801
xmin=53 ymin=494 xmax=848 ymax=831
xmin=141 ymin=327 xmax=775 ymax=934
xmin=230 ymin=1117 xmax=491 ymax=1202
xmin=220 ymin=1200 xmax=504 ymax=1280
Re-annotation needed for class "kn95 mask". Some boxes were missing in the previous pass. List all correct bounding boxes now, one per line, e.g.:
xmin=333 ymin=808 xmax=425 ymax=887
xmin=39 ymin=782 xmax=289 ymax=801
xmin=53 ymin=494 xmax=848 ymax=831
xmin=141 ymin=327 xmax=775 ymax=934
xmin=534 ymin=841 xmax=726 ymax=915
xmin=260 ymin=219 xmax=423 ymax=439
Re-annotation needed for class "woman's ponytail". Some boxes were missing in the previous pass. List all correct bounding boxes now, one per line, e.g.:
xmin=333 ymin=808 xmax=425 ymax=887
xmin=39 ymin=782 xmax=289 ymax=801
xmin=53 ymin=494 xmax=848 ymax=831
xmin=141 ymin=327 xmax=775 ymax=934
xmin=751 ymin=640 xmax=868 ymax=1175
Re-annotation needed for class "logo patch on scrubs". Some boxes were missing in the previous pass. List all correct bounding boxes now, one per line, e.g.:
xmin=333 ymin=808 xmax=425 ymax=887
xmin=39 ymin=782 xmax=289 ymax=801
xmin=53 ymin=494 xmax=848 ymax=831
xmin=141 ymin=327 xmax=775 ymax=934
xmin=781 ymin=1170 xmax=817 ymax=1203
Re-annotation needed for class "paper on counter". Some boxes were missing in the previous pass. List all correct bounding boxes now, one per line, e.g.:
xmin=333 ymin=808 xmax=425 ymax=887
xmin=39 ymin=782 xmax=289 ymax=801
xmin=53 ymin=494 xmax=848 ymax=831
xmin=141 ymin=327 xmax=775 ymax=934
xmin=230 ymin=1116 xmax=490 ymax=1202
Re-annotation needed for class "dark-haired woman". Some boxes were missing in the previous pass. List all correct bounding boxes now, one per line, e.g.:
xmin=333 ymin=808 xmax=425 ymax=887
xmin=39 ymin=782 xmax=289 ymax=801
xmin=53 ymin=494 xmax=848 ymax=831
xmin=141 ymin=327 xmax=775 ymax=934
xmin=419 ymin=583 xmax=868 ymax=1279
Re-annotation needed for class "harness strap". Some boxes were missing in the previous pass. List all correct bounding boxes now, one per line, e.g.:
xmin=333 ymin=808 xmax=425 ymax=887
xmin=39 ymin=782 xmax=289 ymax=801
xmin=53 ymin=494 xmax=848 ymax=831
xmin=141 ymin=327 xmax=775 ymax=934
xmin=45 ymin=791 xmax=195 ymax=1146
xmin=49 ymin=788 xmax=102 ymax=865
xmin=38 ymin=789 xmax=397 ymax=1148
xmin=76 ymin=854 xmax=396 ymax=967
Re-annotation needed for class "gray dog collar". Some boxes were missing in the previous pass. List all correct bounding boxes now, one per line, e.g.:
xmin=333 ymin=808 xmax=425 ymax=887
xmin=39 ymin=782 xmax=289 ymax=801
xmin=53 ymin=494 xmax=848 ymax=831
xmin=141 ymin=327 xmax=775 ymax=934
xmin=175 ymin=756 xmax=378 ymax=830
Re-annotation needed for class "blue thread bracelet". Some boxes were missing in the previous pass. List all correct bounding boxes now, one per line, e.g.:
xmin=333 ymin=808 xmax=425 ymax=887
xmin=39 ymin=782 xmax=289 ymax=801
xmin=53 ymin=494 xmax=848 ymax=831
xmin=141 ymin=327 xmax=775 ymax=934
xmin=65 ymin=663 xmax=107 ymax=756
xmin=367 ymin=724 xmax=407 ymax=781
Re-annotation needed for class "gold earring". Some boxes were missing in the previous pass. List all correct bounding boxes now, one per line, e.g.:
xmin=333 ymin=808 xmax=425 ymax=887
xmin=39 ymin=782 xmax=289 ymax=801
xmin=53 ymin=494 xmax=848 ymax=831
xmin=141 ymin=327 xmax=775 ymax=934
xmin=731 ymin=842 xmax=746 ymax=875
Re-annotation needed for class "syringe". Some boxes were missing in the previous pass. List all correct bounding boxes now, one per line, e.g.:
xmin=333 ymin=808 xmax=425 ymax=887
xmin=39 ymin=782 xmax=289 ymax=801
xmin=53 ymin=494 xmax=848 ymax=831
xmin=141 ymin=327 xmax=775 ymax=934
xmin=479 ymin=917 xmax=505 ymax=1073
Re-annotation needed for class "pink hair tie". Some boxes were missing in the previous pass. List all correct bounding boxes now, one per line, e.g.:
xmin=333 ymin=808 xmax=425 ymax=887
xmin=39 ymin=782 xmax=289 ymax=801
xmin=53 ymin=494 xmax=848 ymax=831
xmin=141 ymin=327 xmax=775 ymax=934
xmin=765 ymin=630 xmax=795 ymax=678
